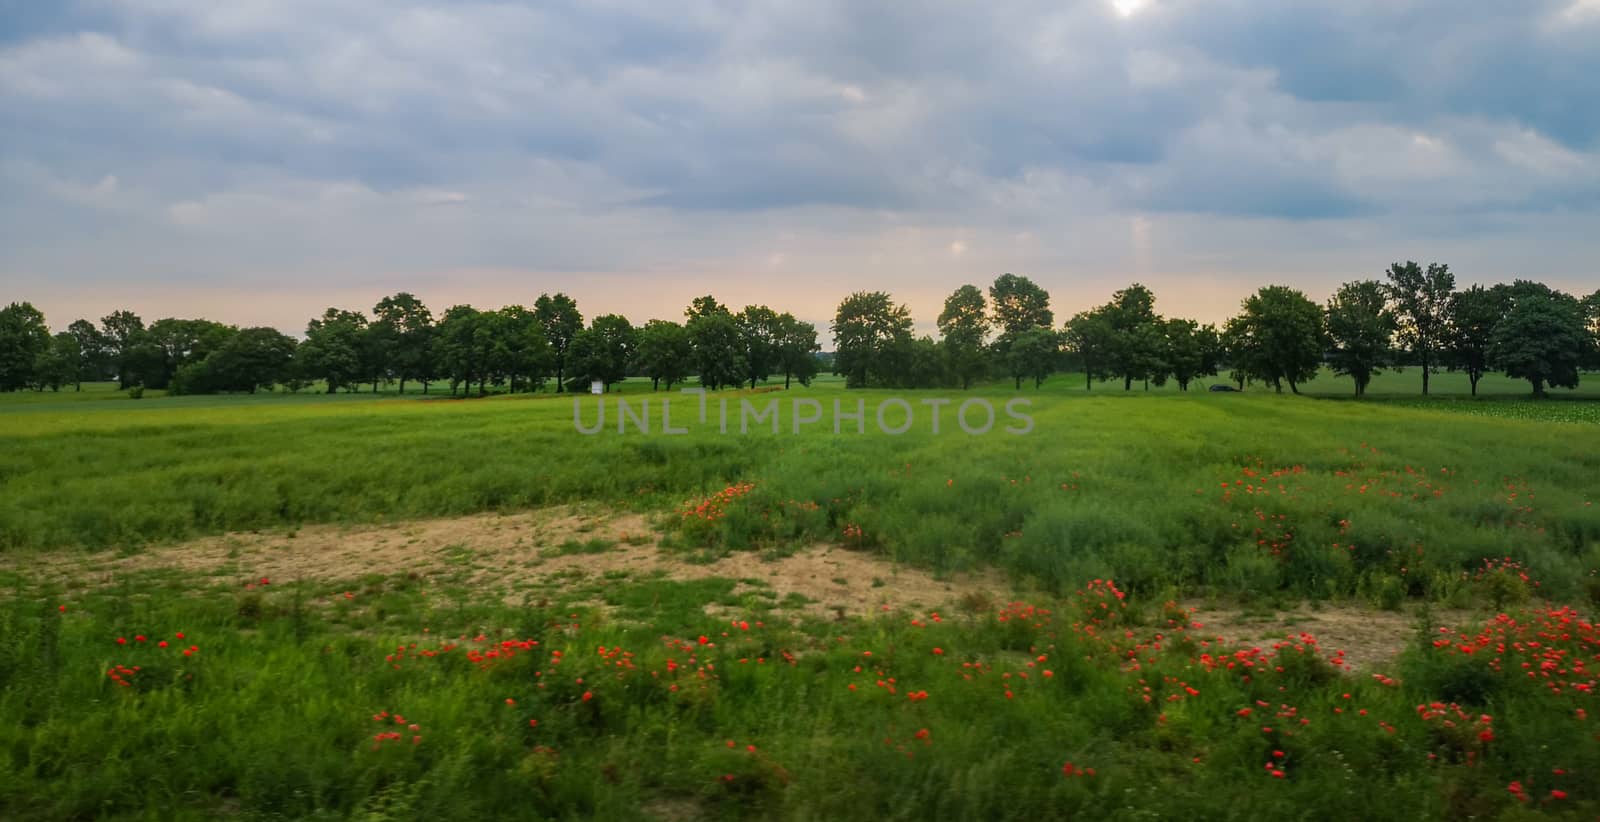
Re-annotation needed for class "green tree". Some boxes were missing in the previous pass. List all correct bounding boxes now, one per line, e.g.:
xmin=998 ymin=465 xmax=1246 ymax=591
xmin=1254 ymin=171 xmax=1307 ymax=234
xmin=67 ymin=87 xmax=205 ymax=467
xmin=1227 ymin=285 xmax=1325 ymax=394
xmin=533 ymin=293 xmax=582 ymax=393
xmin=172 ymin=327 xmax=297 ymax=394
xmin=0 ymin=302 xmax=51 ymax=391
xmin=435 ymin=305 xmax=489 ymax=396
xmin=300 ymin=308 xmax=368 ymax=393
xmin=773 ymin=314 xmax=820 ymax=389
xmin=1162 ymin=318 xmax=1222 ymax=391
xmin=685 ymin=295 xmax=727 ymax=323
xmin=66 ymin=319 xmax=110 ymax=387
xmin=373 ymin=293 xmax=435 ymax=395
xmin=736 ymin=305 xmax=781 ymax=389
xmin=132 ymin=318 xmax=235 ymax=390
xmin=568 ymin=315 xmax=637 ymax=391
xmin=988 ymin=274 xmax=1053 ymax=337
xmin=1446 ymin=285 xmax=1511 ymax=396
xmin=687 ymin=309 xmax=745 ymax=390
xmin=99 ymin=310 xmax=146 ymax=386
xmin=1063 ymin=309 xmax=1116 ymax=390
xmin=1583 ymin=289 xmax=1600 ymax=371
xmin=34 ymin=332 xmax=82 ymax=391
xmin=1102 ymin=284 xmax=1165 ymax=390
xmin=635 ymin=319 xmax=693 ymax=391
xmin=1490 ymin=289 xmax=1588 ymax=397
xmin=1324 ymin=280 xmax=1396 ymax=397
xmin=496 ymin=306 xmax=554 ymax=393
xmin=1385 ymin=261 xmax=1455 ymax=395
xmin=1004 ymin=327 xmax=1059 ymax=389
xmin=832 ymin=291 xmax=913 ymax=388
xmin=937 ymin=284 xmax=990 ymax=389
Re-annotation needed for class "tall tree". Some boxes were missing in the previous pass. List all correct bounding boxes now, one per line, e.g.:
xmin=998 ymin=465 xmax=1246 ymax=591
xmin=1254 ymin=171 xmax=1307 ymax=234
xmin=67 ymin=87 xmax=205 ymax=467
xmin=831 ymin=291 xmax=913 ymax=388
xmin=773 ymin=314 xmax=820 ymax=389
xmin=300 ymin=308 xmax=368 ymax=393
xmin=1490 ymin=288 xmax=1587 ymax=397
xmin=0 ymin=302 xmax=51 ymax=391
xmin=435 ymin=305 xmax=488 ymax=396
xmin=635 ymin=319 xmax=693 ymax=391
xmin=496 ymin=305 xmax=554 ymax=393
xmin=172 ymin=327 xmax=297 ymax=394
xmin=568 ymin=315 xmax=637 ymax=391
xmin=988 ymin=274 xmax=1053 ymax=337
xmin=1102 ymin=284 xmax=1165 ymax=390
xmin=1063 ymin=309 xmax=1116 ymax=390
xmin=1004 ymin=327 xmax=1059 ymax=389
xmin=687 ymin=309 xmax=745 ymax=390
xmin=1583 ymin=289 xmax=1600 ymax=372
xmin=1162 ymin=318 xmax=1222 ymax=391
xmin=373 ymin=293 xmax=435 ymax=395
xmin=34 ymin=332 xmax=82 ymax=392
xmin=66 ymin=319 xmax=109 ymax=388
xmin=684 ymin=295 xmax=727 ymax=323
xmin=1385 ymin=261 xmax=1455 ymax=395
xmin=1324 ymin=280 xmax=1396 ymax=397
xmin=99 ymin=310 xmax=146 ymax=386
xmin=1446 ymin=285 xmax=1510 ymax=397
xmin=1227 ymin=286 xmax=1325 ymax=394
xmin=736 ymin=305 xmax=781 ymax=389
xmin=937 ymin=284 xmax=990 ymax=389
xmin=533 ymin=293 xmax=582 ymax=393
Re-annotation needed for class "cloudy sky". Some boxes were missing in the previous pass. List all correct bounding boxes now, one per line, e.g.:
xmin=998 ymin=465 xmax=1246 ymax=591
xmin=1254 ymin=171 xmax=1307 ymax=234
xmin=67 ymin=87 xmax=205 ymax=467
xmin=3 ymin=0 xmax=1597 ymax=335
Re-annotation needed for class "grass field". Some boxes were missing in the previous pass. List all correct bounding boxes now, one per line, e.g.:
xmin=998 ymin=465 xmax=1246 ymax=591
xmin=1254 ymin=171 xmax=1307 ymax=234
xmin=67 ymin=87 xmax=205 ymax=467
xmin=2 ymin=375 xmax=1598 ymax=819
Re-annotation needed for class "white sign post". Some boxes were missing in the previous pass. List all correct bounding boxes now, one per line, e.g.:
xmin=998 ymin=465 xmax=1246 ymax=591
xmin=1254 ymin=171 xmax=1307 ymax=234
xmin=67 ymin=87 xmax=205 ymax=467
xmin=590 ymin=380 xmax=604 ymax=395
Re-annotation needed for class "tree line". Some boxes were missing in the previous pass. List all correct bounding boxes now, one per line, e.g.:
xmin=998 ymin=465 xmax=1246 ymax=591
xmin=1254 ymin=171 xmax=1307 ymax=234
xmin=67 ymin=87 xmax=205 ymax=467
xmin=0 ymin=293 xmax=821 ymax=397
xmin=1 ymin=265 xmax=1596 ymax=397
xmin=834 ymin=265 xmax=1599 ymax=397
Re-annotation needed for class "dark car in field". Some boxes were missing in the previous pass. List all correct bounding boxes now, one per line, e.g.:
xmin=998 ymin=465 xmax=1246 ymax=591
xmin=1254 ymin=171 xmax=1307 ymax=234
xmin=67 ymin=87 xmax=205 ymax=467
xmin=1208 ymin=384 xmax=1239 ymax=392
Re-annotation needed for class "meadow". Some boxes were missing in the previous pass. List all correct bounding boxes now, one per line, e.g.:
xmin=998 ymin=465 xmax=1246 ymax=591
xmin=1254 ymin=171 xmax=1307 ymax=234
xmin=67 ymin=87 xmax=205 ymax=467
xmin=2 ymin=374 xmax=1598 ymax=819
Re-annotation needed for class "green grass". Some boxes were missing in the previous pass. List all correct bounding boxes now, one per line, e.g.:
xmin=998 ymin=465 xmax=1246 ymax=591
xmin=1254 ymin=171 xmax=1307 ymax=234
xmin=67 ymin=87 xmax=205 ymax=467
xmin=2 ymin=572 xmax=1595 ymax=820
xmin=2 ymin=374 xmax=1599 ymax=819
xmin=3 ymin=377 xmax=1596 ymax=604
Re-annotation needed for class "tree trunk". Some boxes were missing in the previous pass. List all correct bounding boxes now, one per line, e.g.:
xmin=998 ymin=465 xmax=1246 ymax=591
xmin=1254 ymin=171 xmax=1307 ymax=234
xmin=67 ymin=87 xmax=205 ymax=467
xmin=786 ymin=373 xmax=793 ymax=389
xmin=1532 ymin=378 xmax=1545 ymax=398
xmin=399 ymin=378 xmax=406 ymax=395
xmin=1469 ymin=374 xmax=1478 ymax=397
xmin=1085 ymin=371 xmax=1091 ymax=391
xmin=1421 ymin=355 xmax=1430 ymax=396
xmin=1124 ymin=375 xmax=1132 ymax=391
xmin=1289 ymin=380 xmax=1300 ymax=395
xmin=75 ymin=381 xmax=81 ymax=392
xmin=1143 ymin=379 xmax=1149 ymax=391
xmin=326 ymin=381 xmax=336 ymax=394
xmin=1015 ymin=376 xmax=1022 ymax=390
xmin=556 ymin=364 xmax=565 ymax=393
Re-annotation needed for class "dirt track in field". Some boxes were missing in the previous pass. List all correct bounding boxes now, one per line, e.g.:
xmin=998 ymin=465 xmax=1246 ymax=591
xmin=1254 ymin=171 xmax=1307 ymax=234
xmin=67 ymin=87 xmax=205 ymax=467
xmin=14 ymin=506 xmax=1476 ymax=670
xmin=22 ymin=506 xmax=1011 ymax=620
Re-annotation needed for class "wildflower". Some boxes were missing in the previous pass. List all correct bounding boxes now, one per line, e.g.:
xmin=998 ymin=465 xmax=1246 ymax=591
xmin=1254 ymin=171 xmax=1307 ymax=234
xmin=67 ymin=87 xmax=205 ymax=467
xmin=581 ymin=691 xmax=593 ymax=702
xmin=1549 ymin=790 xmax=1567 ymax=800
xmin=505 ymin=698 xmax=516 ymax=706
xmin=158 ymin=641 xmax=168 ymax=648
xmin=58 ymin=605 xmax=67 ymax=613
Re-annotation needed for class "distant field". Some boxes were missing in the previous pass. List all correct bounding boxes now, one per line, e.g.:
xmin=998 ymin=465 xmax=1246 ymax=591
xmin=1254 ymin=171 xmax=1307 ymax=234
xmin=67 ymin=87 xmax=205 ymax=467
xmin=4 ymin=375 xmax=1597 ymax=603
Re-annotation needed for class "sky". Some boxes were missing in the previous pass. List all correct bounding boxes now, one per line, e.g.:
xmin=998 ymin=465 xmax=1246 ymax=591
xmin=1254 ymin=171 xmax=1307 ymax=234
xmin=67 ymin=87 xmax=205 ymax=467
xmin=2 ymin=0 xmax=1598 ymax=336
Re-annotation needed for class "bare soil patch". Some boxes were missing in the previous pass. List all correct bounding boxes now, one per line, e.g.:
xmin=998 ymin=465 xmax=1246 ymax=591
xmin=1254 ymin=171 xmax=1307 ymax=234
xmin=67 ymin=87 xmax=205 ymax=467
xmin=16 ymin=506 xmax=1010 ymax=620
xmin=1186 ymin=601 xmax=1481 ymax=673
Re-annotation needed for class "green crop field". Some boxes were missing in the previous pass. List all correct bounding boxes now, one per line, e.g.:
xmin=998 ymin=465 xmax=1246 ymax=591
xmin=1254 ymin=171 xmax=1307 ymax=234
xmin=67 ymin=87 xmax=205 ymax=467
xmin=2 ymin=379 xmax=1598 ymax=820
